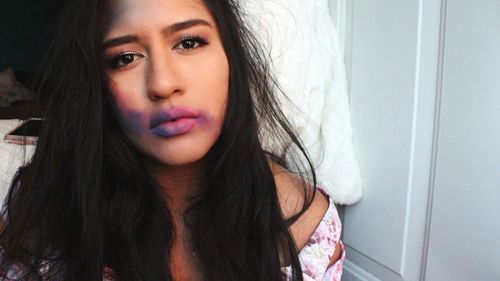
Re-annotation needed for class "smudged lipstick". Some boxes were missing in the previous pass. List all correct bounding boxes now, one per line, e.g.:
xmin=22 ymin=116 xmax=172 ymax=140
xmin=150 ymin=107 xmax=202 ymax=137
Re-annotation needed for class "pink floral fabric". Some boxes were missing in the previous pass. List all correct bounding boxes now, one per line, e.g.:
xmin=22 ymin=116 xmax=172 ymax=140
xmin=281 ymin=188 xmax=345 ymax=281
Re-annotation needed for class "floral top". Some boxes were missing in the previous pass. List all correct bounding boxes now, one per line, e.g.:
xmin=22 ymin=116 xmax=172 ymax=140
xmin=0 ymin=189 xmax=344 ymax=281
xmin=281 ymin=188 xmax=345 ymax=281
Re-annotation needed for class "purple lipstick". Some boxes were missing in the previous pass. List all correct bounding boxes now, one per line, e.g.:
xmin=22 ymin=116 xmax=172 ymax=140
xmin=150 ymin=107 xmax=202 ymax=137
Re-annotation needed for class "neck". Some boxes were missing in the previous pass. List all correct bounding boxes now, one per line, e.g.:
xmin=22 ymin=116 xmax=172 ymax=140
xmin=147 ymin=161 xmax=202 ymax=214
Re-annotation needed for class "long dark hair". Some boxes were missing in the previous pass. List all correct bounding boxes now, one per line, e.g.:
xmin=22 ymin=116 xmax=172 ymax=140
xmin=0 ymin=0 xmax=317 ymax=280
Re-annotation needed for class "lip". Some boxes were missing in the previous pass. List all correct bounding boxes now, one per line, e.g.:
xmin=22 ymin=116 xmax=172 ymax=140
xmin=150 ymin=107 xmax=201 ymax=137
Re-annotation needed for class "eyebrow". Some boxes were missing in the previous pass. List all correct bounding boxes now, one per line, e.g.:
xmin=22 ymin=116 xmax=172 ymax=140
xmin=102 ymin=19 xmax=212 ymax=49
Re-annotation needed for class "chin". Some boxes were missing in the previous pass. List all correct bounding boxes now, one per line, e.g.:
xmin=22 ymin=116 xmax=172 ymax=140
xmin=156 ymin=154 xmax=205 ymax=167
xmin=129 ymin=127 xmax=221 ymax=170
xmin=144 ymin=142 xmax=211 ymax=168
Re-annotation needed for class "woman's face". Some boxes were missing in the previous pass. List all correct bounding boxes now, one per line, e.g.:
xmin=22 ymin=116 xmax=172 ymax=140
xmin=102 ymin=0 xmax=229 ymax=167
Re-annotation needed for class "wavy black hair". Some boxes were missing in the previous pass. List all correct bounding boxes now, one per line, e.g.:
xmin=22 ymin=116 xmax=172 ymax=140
xmin=0 ymin=0 xmax=317 ymax=280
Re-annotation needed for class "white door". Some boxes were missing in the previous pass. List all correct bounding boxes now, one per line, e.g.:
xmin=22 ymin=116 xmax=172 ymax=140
xmin=330 ymin=0 xmax=500 ymax=280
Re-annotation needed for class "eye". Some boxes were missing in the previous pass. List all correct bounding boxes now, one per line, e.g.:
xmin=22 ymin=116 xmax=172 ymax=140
xmin=174 ymin=36 xmax=209 ymax=51
xmin=109 ymin=52 xmax=144 ymax=69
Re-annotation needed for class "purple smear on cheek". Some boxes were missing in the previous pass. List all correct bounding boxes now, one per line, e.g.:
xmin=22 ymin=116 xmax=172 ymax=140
xmin=110 ymin=95 xmax=147 ymax=135
xmin=111 ymin=85 xmax=147 ymax=135
xmin=198 ymin=115 xmax=213 ymax=128
xmin=121 ymin=110 xmax=146 ymax=135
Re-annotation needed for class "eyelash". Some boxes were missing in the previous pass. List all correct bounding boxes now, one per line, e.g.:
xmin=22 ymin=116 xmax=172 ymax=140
xmin=107 ymin=35 xmax=210 ymax=69
xmin=174 ymin=35 xmax=210 ymax=51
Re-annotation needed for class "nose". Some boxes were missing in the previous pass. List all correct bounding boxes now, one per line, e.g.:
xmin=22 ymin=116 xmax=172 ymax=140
xmin=146 ymin=54 xmax=183 ymax=101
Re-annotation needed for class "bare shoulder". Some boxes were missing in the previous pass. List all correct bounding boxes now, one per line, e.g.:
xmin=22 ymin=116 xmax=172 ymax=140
xmin=270 ymin=161 xmax=329 ymax=250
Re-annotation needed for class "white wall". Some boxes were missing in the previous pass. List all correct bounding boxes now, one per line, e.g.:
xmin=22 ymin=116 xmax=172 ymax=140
xmin=329 ymin=0 xmax=500 ymax=280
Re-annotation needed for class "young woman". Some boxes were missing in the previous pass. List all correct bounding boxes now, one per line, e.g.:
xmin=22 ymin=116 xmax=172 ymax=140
xmin=0 ymin=0 xmax=344 ymax=280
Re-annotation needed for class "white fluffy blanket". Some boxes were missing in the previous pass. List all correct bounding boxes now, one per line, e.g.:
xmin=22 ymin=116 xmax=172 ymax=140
xmin=243 ymin=0 xmax=362 ymax=204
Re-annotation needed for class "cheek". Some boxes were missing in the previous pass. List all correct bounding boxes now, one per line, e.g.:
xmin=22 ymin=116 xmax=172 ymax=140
xmin=110 ymin=90 xmax=148 ymax=134
xmin=119 ymin=109 xmax=146 ymax=134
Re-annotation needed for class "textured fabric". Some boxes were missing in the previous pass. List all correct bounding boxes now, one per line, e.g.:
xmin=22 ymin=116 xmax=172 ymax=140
xmin=242 ymin=0 xmax=362 ymax=204
xmin=0 ymin=248 xmax=55 ymax=281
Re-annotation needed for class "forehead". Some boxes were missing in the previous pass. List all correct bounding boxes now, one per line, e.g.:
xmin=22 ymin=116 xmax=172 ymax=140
xmin=106 ymin=0 xmax=211 ymax=30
